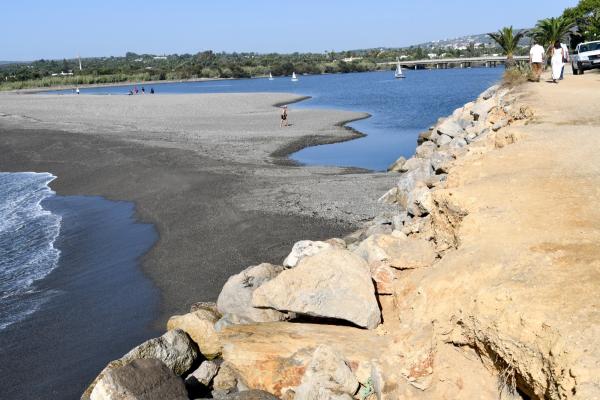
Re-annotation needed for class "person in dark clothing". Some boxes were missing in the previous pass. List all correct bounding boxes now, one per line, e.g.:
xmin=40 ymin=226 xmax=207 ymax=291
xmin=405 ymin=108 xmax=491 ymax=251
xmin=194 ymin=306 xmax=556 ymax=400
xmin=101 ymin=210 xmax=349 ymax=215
xmin=280 ymin=105 xmax=288 ymax=127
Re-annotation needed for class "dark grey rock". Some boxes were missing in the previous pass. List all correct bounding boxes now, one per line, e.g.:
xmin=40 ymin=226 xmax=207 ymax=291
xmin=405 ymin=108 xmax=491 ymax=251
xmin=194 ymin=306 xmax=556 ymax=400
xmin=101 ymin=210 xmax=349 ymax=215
xmin=90 ymin=359 xmax=188 ymax=400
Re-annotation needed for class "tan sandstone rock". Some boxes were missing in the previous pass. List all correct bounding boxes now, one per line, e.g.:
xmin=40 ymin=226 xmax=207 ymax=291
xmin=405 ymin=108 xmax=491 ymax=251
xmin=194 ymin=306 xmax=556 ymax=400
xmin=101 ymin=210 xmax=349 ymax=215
xmin=354 ymin=234 xmax=437 ymax=270
xmin=370 ymin=262 xmax=396 ymax=295
xmin=219 ymin=322 xmax=394 ymax=397
xmin=294 ymin=345 xmax=360 ymax=400
xmin=167 ymin=309 xmax=222 ymax=359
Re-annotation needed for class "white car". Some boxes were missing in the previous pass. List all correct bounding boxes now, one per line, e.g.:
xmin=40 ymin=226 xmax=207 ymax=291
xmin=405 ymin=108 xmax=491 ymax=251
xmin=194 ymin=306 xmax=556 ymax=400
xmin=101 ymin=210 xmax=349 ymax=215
xmin=572 ymin=40 xmax=600 ymax=75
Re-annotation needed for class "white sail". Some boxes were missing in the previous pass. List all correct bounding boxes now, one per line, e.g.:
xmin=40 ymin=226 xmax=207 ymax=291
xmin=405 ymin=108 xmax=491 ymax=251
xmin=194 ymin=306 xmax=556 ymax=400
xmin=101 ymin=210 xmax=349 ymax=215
xmin=269 ymin=72 xmax=274 ymax=80
xmin=291 ymin=72 xmax=298 ymax=82
xmin=394 ymin=58 xmax=405 ymax=79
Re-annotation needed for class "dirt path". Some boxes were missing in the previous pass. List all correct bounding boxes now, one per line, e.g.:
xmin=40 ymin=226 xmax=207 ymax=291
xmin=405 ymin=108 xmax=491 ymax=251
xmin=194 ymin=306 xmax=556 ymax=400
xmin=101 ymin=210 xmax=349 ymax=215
xmin=394 ymin=71 xmax=600 ymax=398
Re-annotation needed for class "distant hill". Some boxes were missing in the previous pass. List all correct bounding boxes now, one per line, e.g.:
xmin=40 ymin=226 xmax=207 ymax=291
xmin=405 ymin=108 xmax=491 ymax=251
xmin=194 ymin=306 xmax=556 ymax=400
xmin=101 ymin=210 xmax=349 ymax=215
xmin=412 ymin=31 xmax=531 ymax=50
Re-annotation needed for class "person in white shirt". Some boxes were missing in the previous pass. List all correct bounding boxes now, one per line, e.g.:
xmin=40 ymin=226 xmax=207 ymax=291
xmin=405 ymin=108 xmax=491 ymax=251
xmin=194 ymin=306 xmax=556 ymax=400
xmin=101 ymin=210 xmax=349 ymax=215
xmin=560 ymin=42 xmax=569 ymax=80
xmin=530 ymin=41 xmax=546 ymax=82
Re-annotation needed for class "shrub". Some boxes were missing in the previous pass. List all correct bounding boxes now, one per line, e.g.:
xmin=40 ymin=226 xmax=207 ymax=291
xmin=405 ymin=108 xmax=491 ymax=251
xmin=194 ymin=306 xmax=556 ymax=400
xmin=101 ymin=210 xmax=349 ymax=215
xmin=502 ymin=63 xmax=534 ymax=87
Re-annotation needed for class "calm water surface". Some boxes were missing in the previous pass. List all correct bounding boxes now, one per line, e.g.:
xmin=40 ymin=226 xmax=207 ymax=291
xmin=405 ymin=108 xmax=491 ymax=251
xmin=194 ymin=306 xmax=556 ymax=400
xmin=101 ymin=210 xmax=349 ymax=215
xmin=49 ymin=68 xmax=502 ymax=171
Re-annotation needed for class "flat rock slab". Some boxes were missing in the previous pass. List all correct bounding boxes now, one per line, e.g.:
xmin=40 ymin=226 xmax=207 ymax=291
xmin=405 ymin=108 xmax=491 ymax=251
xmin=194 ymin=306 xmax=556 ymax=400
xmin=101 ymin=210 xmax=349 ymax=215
xmin=219 ymin=322 xmax=392 ymax=397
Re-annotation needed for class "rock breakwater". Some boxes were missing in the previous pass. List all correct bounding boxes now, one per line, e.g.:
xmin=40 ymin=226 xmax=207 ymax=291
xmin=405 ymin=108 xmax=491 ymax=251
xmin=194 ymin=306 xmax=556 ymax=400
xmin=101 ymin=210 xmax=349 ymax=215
xmin=84 ymin=79 xmax=600 ymax=400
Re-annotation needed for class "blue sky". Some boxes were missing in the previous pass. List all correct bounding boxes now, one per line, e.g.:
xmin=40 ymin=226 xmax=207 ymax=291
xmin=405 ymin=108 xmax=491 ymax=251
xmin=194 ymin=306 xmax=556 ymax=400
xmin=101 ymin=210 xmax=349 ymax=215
xmin=1 ymin=0 xmax=578 ymax=60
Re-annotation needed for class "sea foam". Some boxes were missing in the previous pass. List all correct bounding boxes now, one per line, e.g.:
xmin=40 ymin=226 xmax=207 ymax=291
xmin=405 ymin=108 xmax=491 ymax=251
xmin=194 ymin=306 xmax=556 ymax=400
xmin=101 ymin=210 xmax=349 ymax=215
xmin=0 ymin=172 xmax=62 ymax=330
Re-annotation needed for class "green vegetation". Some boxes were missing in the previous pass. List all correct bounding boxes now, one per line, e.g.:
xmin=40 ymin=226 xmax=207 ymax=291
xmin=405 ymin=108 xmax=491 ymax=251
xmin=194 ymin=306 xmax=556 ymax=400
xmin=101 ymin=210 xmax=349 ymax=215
xmin=562 ymin=0 xmax=600 ymax=42
xmin=487 ymin=26 xmax=526 ymax=68
xmin=0 ymin=46 xmax=514 ymax=91
xmin=531 ymin=17 xmax=575 ymax=48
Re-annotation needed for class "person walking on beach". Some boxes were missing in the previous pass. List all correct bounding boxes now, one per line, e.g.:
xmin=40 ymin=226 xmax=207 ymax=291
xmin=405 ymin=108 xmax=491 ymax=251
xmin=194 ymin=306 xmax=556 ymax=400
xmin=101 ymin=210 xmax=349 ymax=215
xmin=141 ymin=87 xmax=145 ymax=94
xmin=560 ymin=42 xmax=569 ymax=80
xmin=280 ymin=105 xmax=288 ymax=127
xmin=551 ymin=41 xmax=565 ymax=83
xmin=530 ymin=41 xmax=545 ymax=82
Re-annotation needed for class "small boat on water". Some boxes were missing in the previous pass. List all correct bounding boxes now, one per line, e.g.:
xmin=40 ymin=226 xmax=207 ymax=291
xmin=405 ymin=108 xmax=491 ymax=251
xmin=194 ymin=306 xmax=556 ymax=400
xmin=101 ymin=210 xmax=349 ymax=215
xmin=291 ymin=72 xmax=299 ymax=82
xmin=268 ymin=72 xmax=274 ymax=81
xmin=394 ymin=58 xmax=405 ymax=79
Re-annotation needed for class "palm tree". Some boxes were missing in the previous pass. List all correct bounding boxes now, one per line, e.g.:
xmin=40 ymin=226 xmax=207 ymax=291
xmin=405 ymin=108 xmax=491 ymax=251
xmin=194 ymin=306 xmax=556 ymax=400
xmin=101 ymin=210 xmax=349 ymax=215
xmin=488 ymin=26 xmax=526 ymax=69
xmin=530 ymin=17 xmax=575 ymax=50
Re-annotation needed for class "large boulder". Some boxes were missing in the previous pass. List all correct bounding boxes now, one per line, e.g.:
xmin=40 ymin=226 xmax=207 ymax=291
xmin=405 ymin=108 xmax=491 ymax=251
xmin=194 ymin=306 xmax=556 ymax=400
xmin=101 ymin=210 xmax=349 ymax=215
xmin=123 ymin=329 xmax=198 ymax=375
xmin=479 ymin=84 xmax=500 ymax=100
xmin=406 ymin=185 xmax=434 ymax=217
xmin=415 ymin=141 xmax=437 ymax=159
xmin=430 ymin=151 xmax=454 ymax=174
xmin=399 ymin=157 xmax=427 ymax=173
xmin=252 ymin=249 xmax=381 ymax=329
xmin=396 ymin=160 xmax=433 ymax=209
xmin=90 ymin=359 xmax=188 ymax=400
xmin=81 ymin=330 xmax=198 ymax=399
xmin=436 ymin=119 xmax=465 ymax=138
xmin=377 ymin=187 xmax=399 ymax=205
xmin=294 ymin=345 xmax=359 ymax=400
xmin=386 ymin=156 xmax=406 ymax=172
xmin=448 ymin=137 xmax=467 ymax=150
xmin=219 ymin=322 xmax=391 ymax=398
xmin=470 ymin=98 xmax=496 ymax=122
xmin=167 ymin=309 xmax=222 ymax=359
xmin=354 ymin=234 xmax=437 ymax=270
xmin=436 ymin=134 xmax=452 ymax=147
xmin=217 ymin=263 xmax=291 ymax=324
xmin=283 ymin=240 xmax=332 ymax=268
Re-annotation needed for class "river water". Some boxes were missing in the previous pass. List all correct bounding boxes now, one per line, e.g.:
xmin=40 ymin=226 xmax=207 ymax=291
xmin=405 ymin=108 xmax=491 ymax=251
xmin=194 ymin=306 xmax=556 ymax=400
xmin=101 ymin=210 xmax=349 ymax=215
xmin=48 ymin=68 xmax=503 ymax=171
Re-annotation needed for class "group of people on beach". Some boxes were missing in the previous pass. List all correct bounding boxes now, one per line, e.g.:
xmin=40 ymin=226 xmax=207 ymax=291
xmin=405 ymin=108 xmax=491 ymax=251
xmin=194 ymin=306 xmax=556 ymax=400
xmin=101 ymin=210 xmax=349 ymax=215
xmin=128 ymin=86 xmax=155 ymax=95
xmin=529 ymin=40 xmax=570 ymax=83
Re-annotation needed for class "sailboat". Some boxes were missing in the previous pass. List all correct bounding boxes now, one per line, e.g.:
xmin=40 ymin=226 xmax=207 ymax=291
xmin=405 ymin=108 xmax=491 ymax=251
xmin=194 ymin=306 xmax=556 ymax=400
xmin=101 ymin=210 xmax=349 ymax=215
xmin=268 ymin=72 xmax=274 ymax=81
xmin=394 ymin=58 xmax=405 ymax=79
xmin=291 ymin=72 xmax=299 ymax=82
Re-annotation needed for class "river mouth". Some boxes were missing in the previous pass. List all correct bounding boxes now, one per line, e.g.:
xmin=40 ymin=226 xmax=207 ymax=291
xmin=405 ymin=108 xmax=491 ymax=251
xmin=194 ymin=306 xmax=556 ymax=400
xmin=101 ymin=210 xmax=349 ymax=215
xmin=43 ymin=68 xmax=503 ymax=171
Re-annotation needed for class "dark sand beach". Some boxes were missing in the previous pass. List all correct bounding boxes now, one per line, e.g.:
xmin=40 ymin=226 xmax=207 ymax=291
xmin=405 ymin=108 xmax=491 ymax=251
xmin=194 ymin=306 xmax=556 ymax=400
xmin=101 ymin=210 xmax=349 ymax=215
xmin=0 ymin=92 xmax=396 ymax=399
